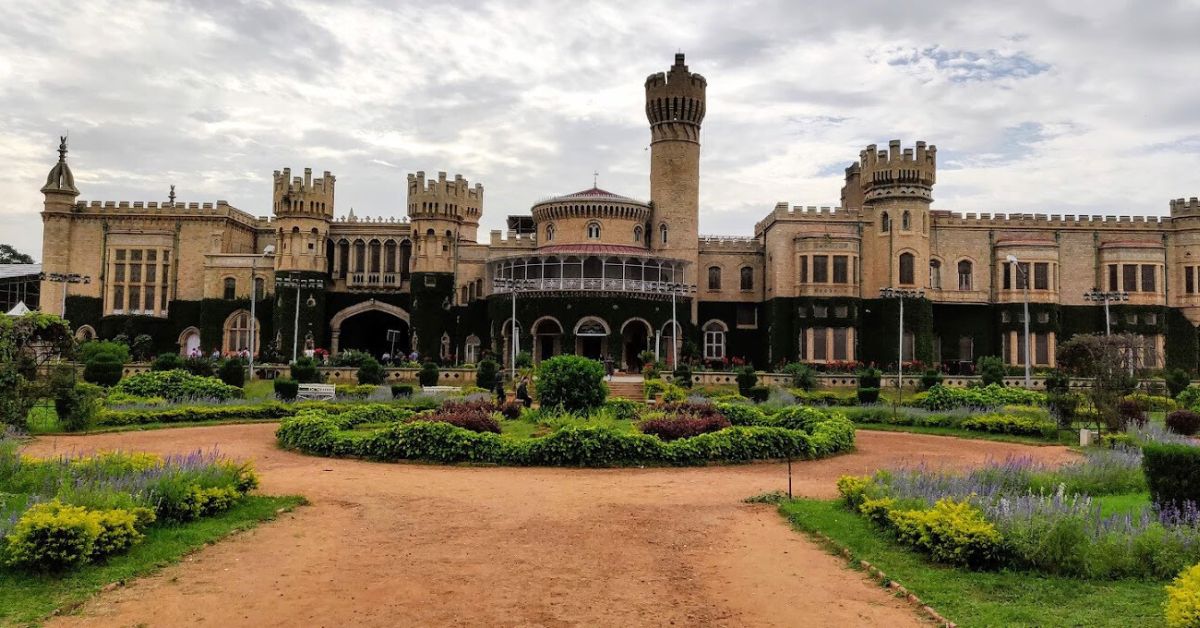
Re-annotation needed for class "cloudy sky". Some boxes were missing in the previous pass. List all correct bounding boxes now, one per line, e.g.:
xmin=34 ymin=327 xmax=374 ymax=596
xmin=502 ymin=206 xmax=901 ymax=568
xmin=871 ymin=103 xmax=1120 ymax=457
xmin=3 ymin=0 xmax=1199 ymax=260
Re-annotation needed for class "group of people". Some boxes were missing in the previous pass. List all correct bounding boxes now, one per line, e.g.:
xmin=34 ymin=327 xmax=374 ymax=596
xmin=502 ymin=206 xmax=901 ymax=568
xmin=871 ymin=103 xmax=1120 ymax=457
xmin=495 ymin=376 xmax=533 ymax=408
xmin=378 ymin=350 xmax=420 ymax=366
xmin=187 ymin=347 xmax=250 ymax=361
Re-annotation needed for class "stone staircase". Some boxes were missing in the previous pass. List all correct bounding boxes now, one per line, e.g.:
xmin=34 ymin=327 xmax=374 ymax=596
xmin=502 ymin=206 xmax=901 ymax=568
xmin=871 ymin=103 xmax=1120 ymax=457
xmin=607 ymin=375 xmax=646 ymax=402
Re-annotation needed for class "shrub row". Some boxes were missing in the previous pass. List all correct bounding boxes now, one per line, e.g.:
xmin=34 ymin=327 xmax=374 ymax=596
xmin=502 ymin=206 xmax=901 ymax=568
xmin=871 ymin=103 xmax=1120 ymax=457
xmin=917 ymin=384 xmax=1046 ymax=410
xmin=3 ymin=501 xmax=155 ymax=570
xmin=112 ymin=369 xmax=242 ymax=402
xmin=276 ymin=411 xmax=856 ymax=467
xmin=958 ymin=413 xmax=1058 ymax=438
xmin=1144 ymin=443 xmax=1200 ymax=511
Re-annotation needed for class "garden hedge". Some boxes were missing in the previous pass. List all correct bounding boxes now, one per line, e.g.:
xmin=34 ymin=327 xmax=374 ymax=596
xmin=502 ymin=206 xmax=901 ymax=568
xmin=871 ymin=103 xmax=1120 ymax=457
xmin=276 ymin=410 xmax=856 ymax=467
xmin=1144 ymin=443 xmax=1200 ymax=510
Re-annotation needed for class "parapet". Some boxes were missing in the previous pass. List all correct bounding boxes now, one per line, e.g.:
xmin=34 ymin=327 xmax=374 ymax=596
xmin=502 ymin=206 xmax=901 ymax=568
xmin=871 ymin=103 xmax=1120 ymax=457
xmin=858 ymin=139 xmax=936 ymax=203
xmin=932 ymin=210 xmax=1169 ymax=230
xmin=1170 ymin=197 xmax=1200 ymax=216
xmin=272 ymin=167 xmax=335 ymax=217
xmin=69 ymin=198 xmax=264 ymax=228
xmin=645 ymin=53 xmax=706 ymax=132
xmin=698 ymin=235 xmax=762 ymax=253
xmin=407 ymin=170 xmax=484 ymax=223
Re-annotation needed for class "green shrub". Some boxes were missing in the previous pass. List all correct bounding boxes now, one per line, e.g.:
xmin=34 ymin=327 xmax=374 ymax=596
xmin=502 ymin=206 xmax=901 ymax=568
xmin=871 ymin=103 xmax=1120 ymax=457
xmin=735 ymin=366 xmax=757 ymax=396
xmin=977 ymin=356 xmax=1006 ymax=386
xmin=918 ymin=383 xmax=1046 ymax=410
xmin=217 ymin=358 xmax=246 ymax=388
xmin=97 ymin=402 xmax=296 ymax=427
xmin=335 ymin=384 xmax=377 ymax=399
xmin=959 ymin=412 xmax=1057 ymax=437
xmin=475 ymin=358 xmax=500 ymax=391
xmin=644 ymin=379 xmax=667 ymax=399
xmin=857 ymin=387 xmax=880 ymax=404
xmin=1168 ymin=410 xmax=1200 ymax=436
xmin=357 ymin=357 xmax=385 ymax=385
xmin=82 ymin=353 xmax=124 ymax=387
xmin=1126 ymin=392 xmax=1177 ymax=413
xmin=781 ymin=362 xmax=817 ymax=390
xmin=1044 ymin=369 xmax=1071 ymax=395
xmin=290 ymin=357 xmax=321 ymax=383
xmin=1167 ymin=369 xmax=1193 ymax=400
xmin=183 ymin=356 xmax=215 ymax=377
xmin=112 ymin=370 xmax=241 ymax=402
xmin=1181 ymin=386 xmax=1200 ymax=411
xmin=672 ymin=362 xmax=693 ymax=388
xmin=535 ymin=355 xmax=607 ymax=412
xmin=1166 ymin=563 xmax=1200 ymax=628
xmin=515 ymin=351 xmax=533 ymax=368
xmin=716 ymin=402 xmax=771 ymax=426
xmin=55 ymin=382 xmax=103 ymax=432
xmin=418 ymin=362 xmax=440 ymax=387
xmin=331 ymin=349 xmax=373 ymax=367
xmin=746 ymin=386 xmax=770 ymax=403
xmin=774 ymin=406 xmax=832 ymax=432
xmin=857 ymin=367 xmax=882 ymax=389
xmin=919 ymin=369 xmax=943 ymax=391
xmin=130 ymin=334 xmax=154 ymax=361
xmin=887 ymin=498 xmax=1005 ymax=568
xmin=151 ymin=352 xmax=185 ymax=371
xmin=1144 ymin=443 xmax=1200 ymax=510
xmin=274 ymin=379 xmax=299 ymax=401
xmin=604 ymin=397 xmax=642 ymax=422
xmin=78 ymin=340 xmax=130 ymax=365
xmin=391 ymin=384 xmax=414 ymax=399
xmin=4 ymin=501 xmax=102 ymax=570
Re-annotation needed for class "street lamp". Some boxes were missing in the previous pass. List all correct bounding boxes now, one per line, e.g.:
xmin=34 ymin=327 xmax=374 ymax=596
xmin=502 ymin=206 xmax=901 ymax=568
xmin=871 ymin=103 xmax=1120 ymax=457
xmin=1083 ymin=288 xmax=1129 ymax=336
xmin=247 ymin=245 xmax=274 ymax=380
xmin=1006 ymin=254 xmax=1032 ymax=389
xmin=39 ymin=273 xmax=90 ymax=318
xmin=878 ymin=287 xmax=925 ymax=396
xmin=275 ymin=275 xmax=324 ymax=362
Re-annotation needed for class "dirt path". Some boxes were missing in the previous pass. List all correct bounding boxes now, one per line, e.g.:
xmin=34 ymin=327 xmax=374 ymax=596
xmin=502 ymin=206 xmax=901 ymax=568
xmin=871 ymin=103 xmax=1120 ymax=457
xmin=24 ymin=426 xmax=1075 ymax=627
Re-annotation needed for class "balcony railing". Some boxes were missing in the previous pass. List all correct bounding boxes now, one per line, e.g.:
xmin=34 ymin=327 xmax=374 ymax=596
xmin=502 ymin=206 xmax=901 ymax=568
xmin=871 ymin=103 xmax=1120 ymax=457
xmin=347 ymin=272 xmax=407 ymax=290
xmin=492 ymin=277 xmax=695 ymax=297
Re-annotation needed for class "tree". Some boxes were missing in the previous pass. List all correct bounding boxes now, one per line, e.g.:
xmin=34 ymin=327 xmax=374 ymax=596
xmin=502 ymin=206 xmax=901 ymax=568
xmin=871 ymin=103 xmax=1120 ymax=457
xmin=535 ymin=355 xmax=607 ymax=412
xmin=0 ymin=312 xmax=75 ymax=428
xmin=1057 ymin=333 xmax=1140 ymax=433
xmin=0 ymin=244 xmax=34 ymax=264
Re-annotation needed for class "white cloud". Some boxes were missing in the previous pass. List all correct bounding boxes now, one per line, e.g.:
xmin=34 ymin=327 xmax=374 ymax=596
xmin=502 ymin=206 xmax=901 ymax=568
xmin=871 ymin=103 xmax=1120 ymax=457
xmin=1 ymin=0 xmax=1198 ymax=259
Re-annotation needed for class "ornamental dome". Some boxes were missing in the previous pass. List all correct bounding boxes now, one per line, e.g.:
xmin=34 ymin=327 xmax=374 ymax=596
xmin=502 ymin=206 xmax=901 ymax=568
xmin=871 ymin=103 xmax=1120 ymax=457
xmin=531 ymin=186 xmax=651 ymax=250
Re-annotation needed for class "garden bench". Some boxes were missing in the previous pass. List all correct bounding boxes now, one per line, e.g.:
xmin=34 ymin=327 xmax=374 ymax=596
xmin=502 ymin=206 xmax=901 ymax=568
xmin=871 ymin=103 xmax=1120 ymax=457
xmin=421 ymin=385 xmax=461 ymax=395
xmin=297 ymin=383 xmax=337 ymax=401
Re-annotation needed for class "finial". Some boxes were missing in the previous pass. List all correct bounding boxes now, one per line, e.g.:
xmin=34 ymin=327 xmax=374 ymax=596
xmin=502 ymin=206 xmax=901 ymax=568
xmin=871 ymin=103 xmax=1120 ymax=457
xmin=57 ymin=135 xmax=68 ymax=161
xmin=168 ymin=184 xmax=176 ymax=204
xmin=593 ymin=170 xmax=598 ymax=188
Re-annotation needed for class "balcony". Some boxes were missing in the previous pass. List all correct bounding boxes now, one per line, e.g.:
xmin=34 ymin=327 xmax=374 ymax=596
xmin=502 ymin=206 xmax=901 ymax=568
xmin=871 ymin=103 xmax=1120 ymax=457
xmin=346 ymin=272 xmax=408 ymax=290
xmin=491 ymin=252 xmax=693 ymax=300
xmin=492 ymin=277 xmax=695 ymax=298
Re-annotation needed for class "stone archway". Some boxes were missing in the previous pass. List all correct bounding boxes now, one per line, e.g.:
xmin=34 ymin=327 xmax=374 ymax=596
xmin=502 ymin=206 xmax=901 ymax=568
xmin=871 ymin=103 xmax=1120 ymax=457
xmin=620 ymin=318 xmax=652 ymax=372
xmin=177 ymin=326 xmax=200 ymax=356
xmin=329 ymin=299 xmax=411 ymax=356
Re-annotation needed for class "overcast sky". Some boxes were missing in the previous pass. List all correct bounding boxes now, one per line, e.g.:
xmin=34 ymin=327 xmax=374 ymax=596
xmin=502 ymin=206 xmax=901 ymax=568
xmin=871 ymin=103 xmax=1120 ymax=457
xmin=3 ymin=0 xmax=1199 ymax=260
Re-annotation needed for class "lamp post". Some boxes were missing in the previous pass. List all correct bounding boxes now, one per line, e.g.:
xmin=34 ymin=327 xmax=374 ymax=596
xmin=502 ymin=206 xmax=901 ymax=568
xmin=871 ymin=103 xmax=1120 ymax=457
xmin=275 ymin=276 xmax=323 ymax=362
xmin=247 ymin=245 xmax=274 ymax=380
xmin=878 ymin=287 xmax=925 ymax=396
xmin=1006 ymin=255 xmax=1032 ymax=389
xmin=39 ymin=273 xmax=90 ymax=318
xmin=1083 ymin=288 xmax=1129 ymax=336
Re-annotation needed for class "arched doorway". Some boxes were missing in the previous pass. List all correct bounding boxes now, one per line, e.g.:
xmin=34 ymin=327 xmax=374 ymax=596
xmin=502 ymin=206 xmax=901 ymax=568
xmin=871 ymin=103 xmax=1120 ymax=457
xmin=532 ymin=317 xmax=563 ymax=363
xmin=330 ymin=300 xmax=411 ymax=358
xmin=177 ymin=326 xmax=200 ymax=357
xmin=574 ymin=317 xmax=609 ymax=361
xmin=74 ymin=325 xmax=97 ymax=343
xmin=620 ymin=318 xmax=652 ymax=371
xmin=660 ymin=320 xmax=682 ymax=368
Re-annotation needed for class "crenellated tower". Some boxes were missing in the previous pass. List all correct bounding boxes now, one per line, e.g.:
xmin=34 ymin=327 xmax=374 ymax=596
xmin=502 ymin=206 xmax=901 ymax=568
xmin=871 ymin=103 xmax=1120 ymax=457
xmin=39 ymin=136 xmax=81 ymax=316
xmin=646 ymin=53 xmax=705 ymax=273
xmin=406 ymin=170 xmax=483 ymax=274
xmin=272 ymin=167 xmax=335 ymax=273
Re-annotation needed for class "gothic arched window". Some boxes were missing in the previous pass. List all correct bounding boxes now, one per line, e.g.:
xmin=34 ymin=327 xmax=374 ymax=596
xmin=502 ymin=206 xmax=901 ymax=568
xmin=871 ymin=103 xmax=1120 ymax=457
xmin=880 ymin=212 xmax=890 ymax=232
xmin=899 ymin=252 xmax=915 ymax=285
xmin=707 ymin=266 xmax=722 ymax=290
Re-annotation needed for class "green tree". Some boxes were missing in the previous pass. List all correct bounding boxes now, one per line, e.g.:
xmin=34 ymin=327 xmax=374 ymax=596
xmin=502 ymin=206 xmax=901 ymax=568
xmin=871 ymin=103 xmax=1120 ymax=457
xmin=976 ymin=356 xmax=1006 ymax=386
xmin=357 ymin=357 xmax=385 ymax=385
xmin=0 ymin=244 xmax=34 ymax=264
xmin=535 ymin=355 xmax=607 ymax=412
xmin=1057 ymin=333 xmax=1140 ymax=432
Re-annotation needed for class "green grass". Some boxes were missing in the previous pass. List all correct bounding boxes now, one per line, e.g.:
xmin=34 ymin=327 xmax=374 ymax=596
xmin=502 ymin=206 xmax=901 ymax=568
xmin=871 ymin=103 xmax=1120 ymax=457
xmin=777 ymin=498 xmax=1166 ymax=627
xmin=1095 ymin=492 xmax=1152 ymax=517
xmin=499 ymin=415 xmax=636 ymax=440
xmin=0 ymin=494 xmax=305 ymax=626
xmin=243 ymin=379 xmax=275 ymax=401
xmin=853 ymin=422 xmax=1072 ymax=446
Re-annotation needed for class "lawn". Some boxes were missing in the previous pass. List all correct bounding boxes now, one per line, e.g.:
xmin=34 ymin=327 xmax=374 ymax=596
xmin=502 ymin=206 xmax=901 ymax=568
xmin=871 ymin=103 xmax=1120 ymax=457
xmin=778 ymin=498 xmax=1165 ymax=627
xmin=0 ymin=494 xmax=306 ymax=625
xmin=853 ymin=422 xmax=1074 ymax=446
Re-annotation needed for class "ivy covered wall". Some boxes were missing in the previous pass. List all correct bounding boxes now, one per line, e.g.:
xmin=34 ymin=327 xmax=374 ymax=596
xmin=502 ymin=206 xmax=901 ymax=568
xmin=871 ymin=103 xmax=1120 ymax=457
xmin=272 ymin=271 xmax=327 ymax=360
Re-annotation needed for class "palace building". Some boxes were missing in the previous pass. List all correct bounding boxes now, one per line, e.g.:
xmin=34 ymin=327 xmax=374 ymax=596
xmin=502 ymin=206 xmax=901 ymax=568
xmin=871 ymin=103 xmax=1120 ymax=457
xmin=35 ymin=54 xmax=1200 ymax=372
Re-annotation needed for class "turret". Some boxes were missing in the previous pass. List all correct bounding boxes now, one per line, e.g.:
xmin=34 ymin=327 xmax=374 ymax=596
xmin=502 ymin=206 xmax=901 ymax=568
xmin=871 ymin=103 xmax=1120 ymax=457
xmin=40 ymin=137 xmax=81 ymax=316
xmin=406 ymin=170 xmax=483 ymax=273
xmin=858 ymin=139 xmax=937 ymax=205
xmin=853 ymin=140 xmax=937 ymax=294
xmin=1170 ymin=197 xmax=1200 ymax=218
xmin=645 ymin=53 xmax=705 ymax=291
xmin=272 ymin=167 xmax=334 ymax=274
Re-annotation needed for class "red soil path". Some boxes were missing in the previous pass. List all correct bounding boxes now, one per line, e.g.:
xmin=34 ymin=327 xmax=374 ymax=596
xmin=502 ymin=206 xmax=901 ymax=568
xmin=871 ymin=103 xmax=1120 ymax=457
xmin=24 ymin=426 xmax=1075 ymax=627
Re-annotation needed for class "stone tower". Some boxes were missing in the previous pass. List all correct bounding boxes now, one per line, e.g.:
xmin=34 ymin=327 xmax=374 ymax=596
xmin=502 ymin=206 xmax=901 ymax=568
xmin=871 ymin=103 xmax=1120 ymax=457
xmin=646 ymin=53 xmax=705 ymax=272
xmin=40 ymin=137 xmax=81 ymax=316
xmin=272 ymin=167 xmax=335 ymax=273
xmin=406 ymin=171 xmax=483 ymax=274
xmin=848 ymin=140 xmax=937 ymax=293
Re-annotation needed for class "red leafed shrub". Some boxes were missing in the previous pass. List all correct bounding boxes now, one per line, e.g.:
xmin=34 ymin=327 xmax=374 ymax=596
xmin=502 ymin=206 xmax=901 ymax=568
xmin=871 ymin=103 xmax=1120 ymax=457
xmin=1166 ymin=409 xmax=1200 ymax=436
xmin=638 ymin=413 xmax=731 ymax=442
xmin=420 ymin=400 xmax=502 ymax=433
xmin=497 ymin=401 xmax=523 ymax=420
xmin=1118 ymin=398 xmax=1148 ymax=429
xmin=656 ymin=402 xmax=726 ymax=422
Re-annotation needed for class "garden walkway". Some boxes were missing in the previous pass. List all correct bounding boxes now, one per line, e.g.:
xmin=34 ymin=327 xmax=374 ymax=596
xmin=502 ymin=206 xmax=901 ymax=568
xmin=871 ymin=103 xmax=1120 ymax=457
xmin=25 ymin=426 xmax=1075 ymax=627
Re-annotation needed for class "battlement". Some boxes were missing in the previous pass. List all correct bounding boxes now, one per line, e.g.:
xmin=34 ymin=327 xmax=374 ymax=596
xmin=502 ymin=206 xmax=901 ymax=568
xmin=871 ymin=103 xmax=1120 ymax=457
xmin=754 ymin=203 xmax=857 ymax=236
xmin=645 ymin=53 xmax=706 ymax=134
xmin=1170 ymin=197 xmax=1200 ymax=216
xmin=70 ymin=199 xmax=265 ymax=228
xmin=406 ymin=170 xmax=483 ymax=225
xmin=698 ymin=235 xmax=761 ymax=252
xmin=858 ymin=139 xmax=936 ymax=204
xmin=272 ymin=167 xmax=335 ymax=218
xmin=488 ymin=229 xmax=538 ymax=247
xmin=932 ymin=210 xmax=1171 ymax=230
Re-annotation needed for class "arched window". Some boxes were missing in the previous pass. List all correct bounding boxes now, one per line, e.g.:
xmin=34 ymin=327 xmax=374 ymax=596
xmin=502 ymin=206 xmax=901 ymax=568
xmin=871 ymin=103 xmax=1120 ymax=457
xmin=223 ymin=310 xmax=256 ymax=354
xmin=464 ymin=335 xmax=481 ymax=364
xmin=633 ymin=225 xmax=643 ymax=243
xmin=703 ymin=320 xmax=727 ymax=360
xmin=223 ymin=277 xmax=236 ymax=300
xmin=902 ymin=211 xmax=912 ymax=230
xmin=353 ymin=240 xmax=366 ymax=272
xmin=253 ymin=277 xmax=265 ymax=299
xmin=660 ymin=223 xmax=668 ymax=244
xmin=384 ymin=240 xmax=397 ymax=273
xmin=740 ymin=266 xmax=754 ymax=290
xmin=586 ymin=222 xmax=601 ymax=239
xmin=369 ymin=240 xmax=381 ymax=273
xmin=545 ymin=224 xmax=555 ymax=241
xmin=929 ymin=259 xmax=942 ymax=289
xmin=707 ymin=266 xmax=722 ymax=290
xmin=957 ymin=260 xmax=973 ymax=291
xmin=899 ymin=252 xmax=915 ymax=285
xmin=475 ymin=278 xmax=483 ymax=298
xmin=880 ymin=212 xmax=890 ymax=232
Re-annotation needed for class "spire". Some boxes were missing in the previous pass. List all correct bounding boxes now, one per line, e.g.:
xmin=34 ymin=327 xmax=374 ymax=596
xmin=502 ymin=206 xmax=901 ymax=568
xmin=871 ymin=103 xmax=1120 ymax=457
xmin=168 ymin=184 xmax=176 ymax=204
xmin=41 ymin=135 xmax=79 ymax=196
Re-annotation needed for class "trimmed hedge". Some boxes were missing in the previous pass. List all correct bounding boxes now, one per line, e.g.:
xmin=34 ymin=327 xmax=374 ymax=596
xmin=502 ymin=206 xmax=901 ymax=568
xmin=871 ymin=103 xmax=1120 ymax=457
xmin=1144 ymin=443 xmax=1200 ymax=510
xmin=276 ymin=409 xmax=856 ymax=467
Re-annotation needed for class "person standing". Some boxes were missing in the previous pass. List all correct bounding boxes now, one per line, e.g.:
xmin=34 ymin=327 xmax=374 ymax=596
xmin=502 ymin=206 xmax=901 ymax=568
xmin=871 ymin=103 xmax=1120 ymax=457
xmin=494 ymin=378 xmax=506 ymax=405
xmin=516 ymin=376 xmax=531 ymax=408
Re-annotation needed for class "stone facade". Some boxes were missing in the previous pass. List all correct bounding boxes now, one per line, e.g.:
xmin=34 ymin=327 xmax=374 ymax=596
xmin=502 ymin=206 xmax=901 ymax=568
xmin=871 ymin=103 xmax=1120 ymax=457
xmin=36 ymin=55 xmax=1200 ymax=373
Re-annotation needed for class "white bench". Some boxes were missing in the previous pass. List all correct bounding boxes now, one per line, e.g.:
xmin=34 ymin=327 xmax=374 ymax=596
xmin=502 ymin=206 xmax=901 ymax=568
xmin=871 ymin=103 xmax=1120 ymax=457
xmin=421 ymin=385 xmax=461 ymax=395
xmin=297 ymin=383 xmax=336 ymax=401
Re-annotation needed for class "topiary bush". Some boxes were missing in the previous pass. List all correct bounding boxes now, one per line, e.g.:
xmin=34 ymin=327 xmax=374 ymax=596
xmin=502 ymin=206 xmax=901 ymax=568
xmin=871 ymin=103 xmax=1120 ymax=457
xmin=290 ymin=357 xmax=321 ymax=384
xmin=781 ymin=362 xmax=817 ymax=391
xmin=1168 ymin=410 xmax=1200 ymax=436
xmin=130 ymin=334 xmax=154 ymax=362
xmin=151 ymin=352 xmax=185 ymax=371
xmin=1167 ymin=369 xmax=1193 ymax=400
xmin=919 ymin=369 xmax=943 ymax=391
xmin=534 ymin=355 xmax=607 ymax=412
xmin=418 ymin=362 xmax=440 ymax=387
xmin=857 ymin=367 xmax=882 ymax=390
xmin=391 ymin=384 xmax=414 ymax=399
xmin=82 ymin=353 xmax=124 ymax=387
xmin=357 ymin=357 xmax=385 ymax=385
xmin=78 ymin=340 xmax=130 ymax=365
xmin=475 ymin=358 xmax=499 ymax=391
xmin=747 ymin=385 xmax=770 ymax=403
xmin=274 ymin=379 xmax=299 ymax=401
xmin=217 ymin=358 xmax=246 ymax=388
xmin=671 ymin=362 xmax=693 ymax=389
xmin=977 ymin=356 xmax=1006 ymax=386
xmin=735 ymin=366 xmax=757 ymax=396
xmin=1143 ymin=443 xmax=1200 ymax=510
xmin=857 ymin=387 xmax=880 ymax=404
